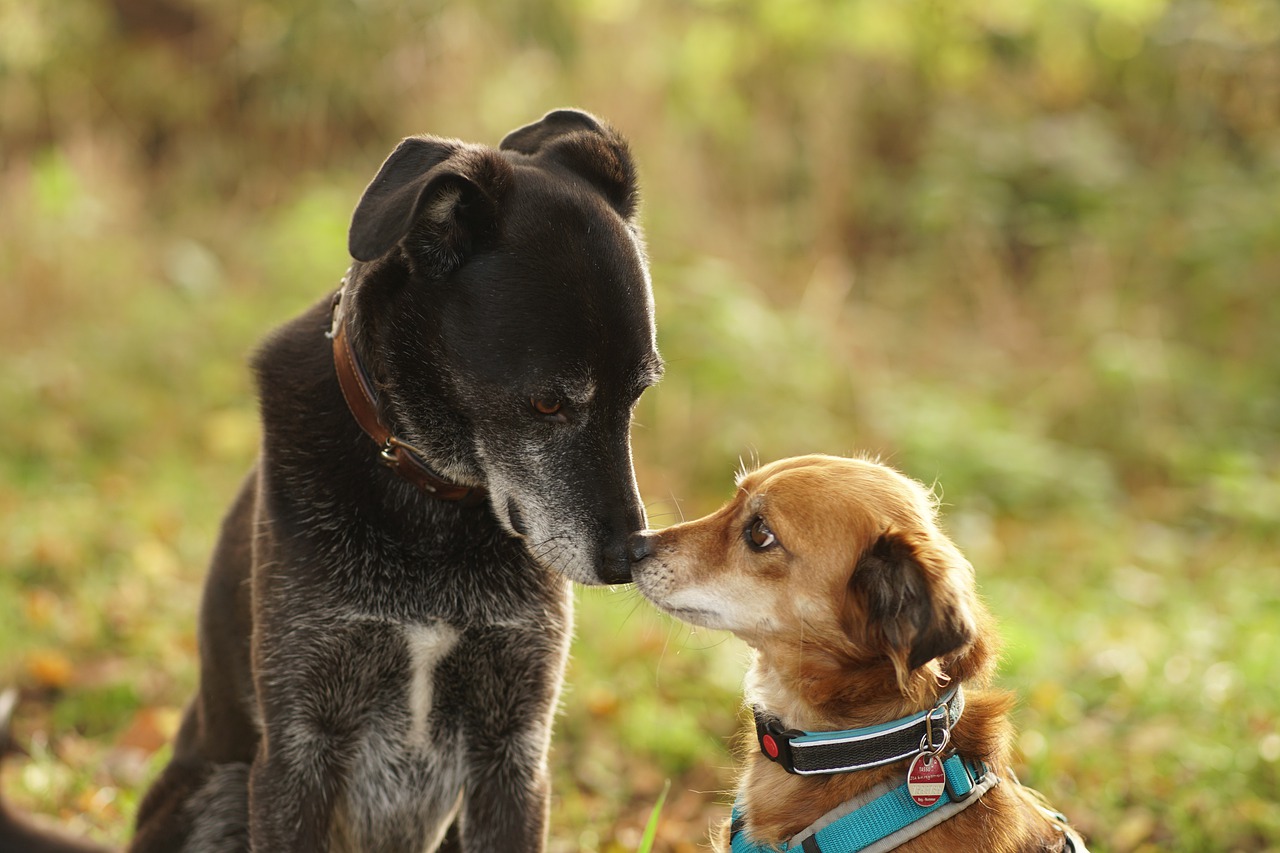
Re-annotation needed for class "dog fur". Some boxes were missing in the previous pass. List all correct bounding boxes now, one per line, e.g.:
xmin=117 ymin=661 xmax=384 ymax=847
xmin=629 ymin=454 xmax=1085 ymax=852
xmin=1 ymin=109 xmax=662 ymax=853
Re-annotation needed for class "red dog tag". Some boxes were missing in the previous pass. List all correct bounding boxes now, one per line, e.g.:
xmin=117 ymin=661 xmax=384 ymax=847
xmin=906 ymin=752 xmax=946 ymax=807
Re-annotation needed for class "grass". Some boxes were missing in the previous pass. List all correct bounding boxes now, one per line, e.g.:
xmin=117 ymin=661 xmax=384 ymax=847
xmin=638 ymin=780 xmax=673 ymax=853
xmin=3 ymin=2 xmax=1279 ymax=850
xmin=3 ymin=160 xmax=1277 ymax=853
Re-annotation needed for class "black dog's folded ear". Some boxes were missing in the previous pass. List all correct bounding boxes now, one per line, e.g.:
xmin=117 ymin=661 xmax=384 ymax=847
xmin=499 ymin=108 xmax=608 ymax=152
xmin=499 ymin=108 xmax=639 ymax=220
xmin=348 ymin=138 xmax=512 ymax=266
xmin=850 ymin=529 xmax=977 ymax=689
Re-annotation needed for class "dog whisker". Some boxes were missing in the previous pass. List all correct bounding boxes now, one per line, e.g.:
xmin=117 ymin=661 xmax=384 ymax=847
xmin=671 ymin=492 xmax=686 ymax=523
xmin=645 ymin=504 xmax=686 ymax=525
xmin=616 ymin=589 xmax=651 ymax=628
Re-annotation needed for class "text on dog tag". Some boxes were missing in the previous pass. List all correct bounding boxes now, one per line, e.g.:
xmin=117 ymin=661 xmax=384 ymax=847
xmin=906 ymin=752 xmax=946 ymax=807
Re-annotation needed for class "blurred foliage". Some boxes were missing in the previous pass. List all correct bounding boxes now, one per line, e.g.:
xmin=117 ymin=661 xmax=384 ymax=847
xmin=2 ymin=0 xmax=1279 ymax=850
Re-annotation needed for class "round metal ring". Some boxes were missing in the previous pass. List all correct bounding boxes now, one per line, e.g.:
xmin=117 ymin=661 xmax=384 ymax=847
xmin=920 ymin=726 xmax=951 ymax=755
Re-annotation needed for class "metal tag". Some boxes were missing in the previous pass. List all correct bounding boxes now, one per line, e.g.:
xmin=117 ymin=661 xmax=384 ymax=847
xmin=906 ymin=752 xmax=946 ymax=807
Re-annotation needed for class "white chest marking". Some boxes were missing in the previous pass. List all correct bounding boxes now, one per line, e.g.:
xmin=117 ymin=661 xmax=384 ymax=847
xmin=403 ymin=623 xmax=461 ymax=748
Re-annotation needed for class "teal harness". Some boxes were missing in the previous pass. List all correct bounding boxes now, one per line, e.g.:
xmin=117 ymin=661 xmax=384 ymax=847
xmin=729 ymin=752 xmax=995 ymax=853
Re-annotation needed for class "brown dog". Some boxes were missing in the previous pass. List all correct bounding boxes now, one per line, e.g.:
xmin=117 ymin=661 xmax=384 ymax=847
xmin=628 ymin=455 xmax=1088 ymax=853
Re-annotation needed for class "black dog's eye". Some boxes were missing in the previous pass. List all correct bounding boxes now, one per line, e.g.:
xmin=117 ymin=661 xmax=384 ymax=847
xmin=531 ymin=397 xmax=567 ymax=423
xmin=746 ymin=517 xmax=777 ymax=551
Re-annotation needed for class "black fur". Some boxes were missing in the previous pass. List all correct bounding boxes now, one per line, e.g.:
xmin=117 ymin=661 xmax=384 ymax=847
xmin=852 ymin=532 xmax=974 ymax=672
xmin=2 ymin=109 xmax=661 ymax=853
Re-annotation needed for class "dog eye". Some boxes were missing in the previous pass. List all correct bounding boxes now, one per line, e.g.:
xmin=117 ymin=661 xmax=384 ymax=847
xmin=531 ymin=397 xmax=567 ymax=422
xmin=746 ymin=517 xmax=777 ymax=551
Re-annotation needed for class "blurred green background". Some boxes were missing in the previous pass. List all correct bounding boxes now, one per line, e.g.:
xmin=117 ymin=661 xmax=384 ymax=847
xmin=2 ymin=0 xmax=1278 ymax=850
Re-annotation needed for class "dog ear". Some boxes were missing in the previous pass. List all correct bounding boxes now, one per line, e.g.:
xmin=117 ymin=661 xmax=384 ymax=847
xmin=499 ymin=108 xmax=639 ymax=220
xmin=348 ymin=138 xmax=512 ymax=266
xmin=850 ymin=529 xmax=977 ymax=686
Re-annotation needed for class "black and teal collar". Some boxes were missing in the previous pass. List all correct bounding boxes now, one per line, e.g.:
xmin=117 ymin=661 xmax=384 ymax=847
xmin=754 ymin=686 xmax=966 ymax=776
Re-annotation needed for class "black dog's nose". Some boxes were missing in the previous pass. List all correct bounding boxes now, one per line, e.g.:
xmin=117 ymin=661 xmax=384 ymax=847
xmin=627 ymin=531 xmax=655 ymax=563
xmin=599 ymin=542 xmax=634 ymax=585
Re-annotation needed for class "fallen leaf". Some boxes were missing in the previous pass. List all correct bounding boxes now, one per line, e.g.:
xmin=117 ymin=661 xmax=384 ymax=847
xmin=27 ymin=650 xmax=74 ymax=689
xmin=117 ymin=706 xmax=181 ymax=753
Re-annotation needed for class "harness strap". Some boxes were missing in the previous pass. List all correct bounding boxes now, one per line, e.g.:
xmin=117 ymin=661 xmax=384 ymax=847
xmin=1034 ymin=803 xmax=1092 ymax=853
xmin=730 ymin=754 xmax=998 ymax=853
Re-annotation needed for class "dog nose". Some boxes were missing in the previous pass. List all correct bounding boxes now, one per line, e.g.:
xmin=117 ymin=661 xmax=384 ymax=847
xmin=627 ymin=531 xmax=655 ymax=563
xmin=599 ymin=543 xmax=634 ymax=585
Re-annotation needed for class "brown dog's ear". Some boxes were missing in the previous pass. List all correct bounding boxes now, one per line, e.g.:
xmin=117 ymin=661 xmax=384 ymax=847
xmin=348 ymin=139 xmax=513 ymax=266
xmin=850 ymin=530 xmax=977 ymax=687
xmin=499 ymin=108 xmax=639 ymax=220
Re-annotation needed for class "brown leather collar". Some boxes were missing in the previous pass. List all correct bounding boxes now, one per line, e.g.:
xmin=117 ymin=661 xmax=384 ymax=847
xmin=330 ymin=290 xmax=486 ymax=504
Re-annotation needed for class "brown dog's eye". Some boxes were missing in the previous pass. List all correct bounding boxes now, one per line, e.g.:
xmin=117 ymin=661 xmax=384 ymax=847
xmin=746 ymin=517 xmax=777 ymax=551
xmin=531 ymin=397 xmax=567 ymax=422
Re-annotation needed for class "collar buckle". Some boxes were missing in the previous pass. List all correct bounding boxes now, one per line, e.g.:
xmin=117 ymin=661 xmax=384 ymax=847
xmin=945 ymin=755 xmax=991 ymax=803
xmin=753 ymin=709 xmax=804 ymax=775
xmin=379 ymin=439 xmax=400 ymax=467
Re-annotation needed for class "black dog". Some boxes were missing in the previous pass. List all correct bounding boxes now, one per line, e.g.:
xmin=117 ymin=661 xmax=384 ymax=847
xmin=1 ymin=109 xmax=662 ymax=853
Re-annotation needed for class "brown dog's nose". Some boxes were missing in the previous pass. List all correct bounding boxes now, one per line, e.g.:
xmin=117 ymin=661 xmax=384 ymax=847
xmin=627 ymin=531 xmax=655 ymax=563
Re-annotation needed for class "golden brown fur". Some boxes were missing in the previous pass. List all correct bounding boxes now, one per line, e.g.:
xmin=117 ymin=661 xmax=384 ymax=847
xmin=631 ymin=455 xmax=1083 ymax=852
